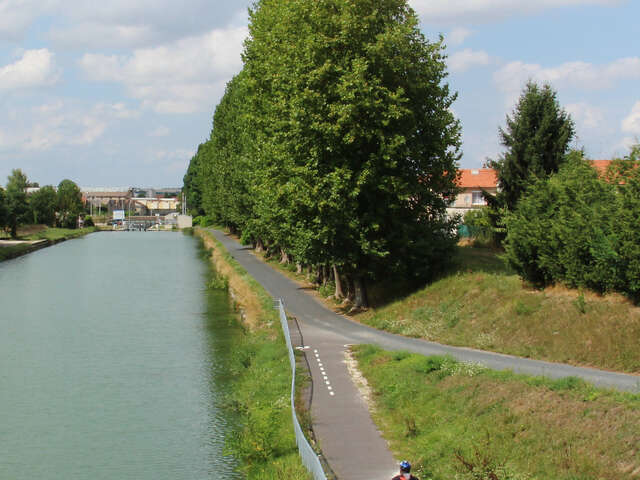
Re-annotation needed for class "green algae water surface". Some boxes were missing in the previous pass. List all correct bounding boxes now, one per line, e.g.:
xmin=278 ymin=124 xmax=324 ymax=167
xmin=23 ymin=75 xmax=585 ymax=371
xmin=0 ymin=232 xmax=242 ymax=480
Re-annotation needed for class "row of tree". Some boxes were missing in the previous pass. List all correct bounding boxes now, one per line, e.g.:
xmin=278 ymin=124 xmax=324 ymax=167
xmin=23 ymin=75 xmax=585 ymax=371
xmin=184 ymin=0 xmax=462 ymax=307
xmin=0 ymin=169 xmax=85 ymax=238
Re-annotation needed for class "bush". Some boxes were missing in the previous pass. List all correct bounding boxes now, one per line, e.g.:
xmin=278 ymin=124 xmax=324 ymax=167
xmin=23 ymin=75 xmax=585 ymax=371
xmin=463 ymin=208 xmax=494 ymax=246
xmin=505 ymin=150 xmax=640 ymax=299
xmin=83 ymin=216 xmax=94 ymax=227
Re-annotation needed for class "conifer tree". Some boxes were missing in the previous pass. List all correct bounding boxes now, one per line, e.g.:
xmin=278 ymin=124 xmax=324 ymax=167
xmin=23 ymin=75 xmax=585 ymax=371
xmin=489 ymin=81 xmax=574 ymax=211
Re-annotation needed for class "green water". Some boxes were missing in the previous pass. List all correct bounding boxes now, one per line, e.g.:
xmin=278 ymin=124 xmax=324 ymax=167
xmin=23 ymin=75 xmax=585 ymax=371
xmin=0 ymin=232 xmax=242 ymax=479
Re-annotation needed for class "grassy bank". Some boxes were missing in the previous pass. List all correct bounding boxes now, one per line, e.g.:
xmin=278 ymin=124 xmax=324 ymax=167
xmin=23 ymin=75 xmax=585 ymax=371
xmin=0 ymin=226 xmax=98 ymax=262
xmin=353 ymin=345 xmax=640 ymax=480
xmin=355 ymin=246 xmax=640 ymax=373
xmin=195 ymin=228 xmax=310 ymax=479
xmin=251 ymin=242 xmax=640 ymax=373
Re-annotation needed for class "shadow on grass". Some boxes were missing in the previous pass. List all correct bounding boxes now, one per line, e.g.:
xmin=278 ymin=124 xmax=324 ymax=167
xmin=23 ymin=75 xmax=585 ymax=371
xmin=365 ymin=246 xmax=513 ymax=310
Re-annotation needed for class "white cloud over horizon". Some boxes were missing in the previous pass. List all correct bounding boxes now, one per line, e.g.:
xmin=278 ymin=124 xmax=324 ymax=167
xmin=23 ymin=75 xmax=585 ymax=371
xmin=449 ymin=49 xmax=491 ymax=73
xmin=0 ymin=100 xmax=139 ymax=153
xmin=621 ymin=102 xmax=640 ymax=135
xmin=409 ymin=0 xmax=622 ymax=24
xmin=79 ymin=26 xmax=247 ymax=113
xmin=0 ymin=49 xmax=59 ymax=90
xmin=494 ymin=57 xmax=640 ymax=107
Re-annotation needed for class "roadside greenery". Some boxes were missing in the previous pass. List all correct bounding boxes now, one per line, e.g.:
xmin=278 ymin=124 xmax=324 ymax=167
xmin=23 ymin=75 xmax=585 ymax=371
xmin=184 ymin=0 xmax=461 ymax=308
xmin=0 ymin=169 xmax=85 ymax=237
xmin=353 ymin=345 xmax=640 ymax=480
xmin=355 ymin=245 xmax=640 ymax=373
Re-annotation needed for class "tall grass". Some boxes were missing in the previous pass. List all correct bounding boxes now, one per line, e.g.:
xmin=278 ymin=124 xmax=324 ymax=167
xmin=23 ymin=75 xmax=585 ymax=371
xmin=353 ymin=345 xmax=640 ymax=480
xmin=356 ymin=246 xmax=640 ymax=373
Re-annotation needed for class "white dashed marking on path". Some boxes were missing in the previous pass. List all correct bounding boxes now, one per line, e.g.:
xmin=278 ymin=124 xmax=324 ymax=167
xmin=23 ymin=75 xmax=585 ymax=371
xmin=313 ymin=348 xmax=335 ymax=397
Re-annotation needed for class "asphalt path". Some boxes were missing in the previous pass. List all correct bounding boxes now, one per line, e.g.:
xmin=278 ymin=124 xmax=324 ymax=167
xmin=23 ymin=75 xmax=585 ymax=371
xmin=207 ymin=229 xmax=640 ymax=479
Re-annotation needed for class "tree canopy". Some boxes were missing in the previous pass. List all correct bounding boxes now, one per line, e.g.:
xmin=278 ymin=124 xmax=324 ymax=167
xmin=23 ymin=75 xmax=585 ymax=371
xmin=57 ymin=179 xmax=83 ymax=229
xmin=6 ymin=169 xmax=29 ymax=238
xmin=30 ymin=185 xmax=57 ymax=226
xmin=186 ymin=0 xmax=461 ymax=306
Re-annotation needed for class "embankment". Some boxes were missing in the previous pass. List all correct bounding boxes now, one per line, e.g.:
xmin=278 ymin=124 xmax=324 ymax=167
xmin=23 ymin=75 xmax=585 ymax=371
xmin=0 ymin=227 xmax=98 ymax=262
xmin=194 ymin=228 xmax=311 ymax=479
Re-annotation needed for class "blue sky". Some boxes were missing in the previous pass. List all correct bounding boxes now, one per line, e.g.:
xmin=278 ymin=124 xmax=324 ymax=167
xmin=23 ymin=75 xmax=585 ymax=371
xmin=0 ymin=0 xmax=638 ymax=188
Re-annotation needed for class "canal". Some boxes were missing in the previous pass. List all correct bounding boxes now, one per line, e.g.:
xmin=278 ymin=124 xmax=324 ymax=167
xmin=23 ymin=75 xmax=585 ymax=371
xmin=0 ymin=232 xmax=243 ymax=479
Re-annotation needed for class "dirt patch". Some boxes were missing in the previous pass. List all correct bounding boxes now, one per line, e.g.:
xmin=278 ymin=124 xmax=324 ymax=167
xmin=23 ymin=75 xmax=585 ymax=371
xmin=344 ymin=347 xmax=376 ymax=410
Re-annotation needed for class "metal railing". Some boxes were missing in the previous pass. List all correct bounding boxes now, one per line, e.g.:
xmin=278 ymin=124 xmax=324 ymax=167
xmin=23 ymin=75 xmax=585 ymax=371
xmin=276 ymin=298 xmax=328 ymax=480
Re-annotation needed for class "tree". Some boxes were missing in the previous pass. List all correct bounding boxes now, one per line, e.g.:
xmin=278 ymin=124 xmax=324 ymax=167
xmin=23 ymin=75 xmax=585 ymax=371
xmin=240 ymin=0 xmax=461 ymax=306
xmin=489 ymin=81 xmax=574 ymax=212
xmin=30 ymin=185 xmax=57 ymax=226
xmin=504 ymin=152 xmax=619 ymax=292
xmin=57 ymin=179 xmax=83 ymax=229
xmin=0 ymin=187 xmax=7 ymax=232
xmin=5 ymin=169 xmax=29 ymax=238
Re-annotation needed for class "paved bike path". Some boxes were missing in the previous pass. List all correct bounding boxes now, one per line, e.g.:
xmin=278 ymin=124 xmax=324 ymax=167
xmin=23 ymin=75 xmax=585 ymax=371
xmin=207 ymin=229 xmax=640 ymax=479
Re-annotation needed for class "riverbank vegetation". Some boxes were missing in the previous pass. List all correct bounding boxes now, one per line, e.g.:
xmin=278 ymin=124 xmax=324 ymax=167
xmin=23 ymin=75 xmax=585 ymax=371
xmin=0 ymin=226 xmax=98 ymax=262
xmin=195 ymin=228 xmax=310 ymax=479
xmin=0 ymin=169 xmax=86 ymax=238
xmin=184 ymin=0 xmax=461 ymax=309
xmin=353 ymin=344 xmax=640 ymax=480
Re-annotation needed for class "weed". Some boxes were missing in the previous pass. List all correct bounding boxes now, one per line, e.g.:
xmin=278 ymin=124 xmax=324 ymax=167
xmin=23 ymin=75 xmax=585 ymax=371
xmin=574 ymin=291 xmax=587 ymax=314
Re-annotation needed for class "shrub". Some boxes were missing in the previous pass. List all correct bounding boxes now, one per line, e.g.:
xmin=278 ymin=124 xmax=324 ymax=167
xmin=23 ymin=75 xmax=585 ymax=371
xmin=463 ymin=208 xmax=494 ymax=246
xmin=505 ymin=153 xmax=619 ymax=292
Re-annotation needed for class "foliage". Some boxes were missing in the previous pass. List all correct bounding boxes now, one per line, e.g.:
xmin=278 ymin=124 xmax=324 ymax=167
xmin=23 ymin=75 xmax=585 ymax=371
xmin=56 ymin=179 xmax=84 ymax=229
xmin=5 ymin=169 xmax=30 ymax=238
xmin=30 ymin=185 xmax=57 ymax=226
xmin=462 ymin=209 xmax=493 ymax=246
xmin=0 ymin=186 xmax=7 ymax=230
xmin=505 ymin=148 xmax=640 ymax=300
xmin=185 ymin=0 xmax=461 ymax=306
xmin=488 ymin=81 xmax=574 ymax=211
xmin=83 ymin=216 xmax=95 ymax=227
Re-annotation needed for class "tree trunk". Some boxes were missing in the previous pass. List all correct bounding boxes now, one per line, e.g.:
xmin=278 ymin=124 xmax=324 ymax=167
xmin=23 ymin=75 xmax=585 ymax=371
xmin=255 ymin=238 xmax=265 ymax=253
xmin=280 ymin=248 xmax=290 ymax=264
xmin=333 ymin=265 xmax=345 ymax=299
xmin=353 ymin=276 xmax=369 ymax=309
xmin=296 ymin=263 xmax=303 ymax=274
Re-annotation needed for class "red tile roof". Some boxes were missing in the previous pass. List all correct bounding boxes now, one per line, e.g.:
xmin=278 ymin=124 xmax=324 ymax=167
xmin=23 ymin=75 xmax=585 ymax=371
xmin=457 ymin=168 xmax=498 ymax=189
xmin=590 ymin=160 xmax=612 ymax=175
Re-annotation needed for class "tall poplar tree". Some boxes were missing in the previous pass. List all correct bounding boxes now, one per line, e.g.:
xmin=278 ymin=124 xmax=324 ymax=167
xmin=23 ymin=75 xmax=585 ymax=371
xmin=242 ymin=0 xmax=461 ymax=306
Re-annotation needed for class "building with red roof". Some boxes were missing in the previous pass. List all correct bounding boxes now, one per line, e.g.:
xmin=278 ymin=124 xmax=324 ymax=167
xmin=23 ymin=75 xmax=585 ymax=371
xmin=447 ymin=168 xmax=498 ymax=217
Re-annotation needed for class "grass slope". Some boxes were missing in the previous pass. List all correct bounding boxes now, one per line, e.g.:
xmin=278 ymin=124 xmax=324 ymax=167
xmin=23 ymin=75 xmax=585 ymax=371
xmin=354 ymin=344 xmax=640 ymax=480
xmin=195 ymin=228 xmax=311 ymax=479
xmin=356 ymin=246 xmax=640 ymax=373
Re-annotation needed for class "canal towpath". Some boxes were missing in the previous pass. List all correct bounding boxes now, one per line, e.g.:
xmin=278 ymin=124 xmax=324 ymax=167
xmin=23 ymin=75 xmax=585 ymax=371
xmin=206 ymin=228 xmax=640 ymax=480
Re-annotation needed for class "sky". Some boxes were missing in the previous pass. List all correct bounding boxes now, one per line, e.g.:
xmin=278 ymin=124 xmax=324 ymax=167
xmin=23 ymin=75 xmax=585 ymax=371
xmin=0 ymin=0 xmax=638 ymax=188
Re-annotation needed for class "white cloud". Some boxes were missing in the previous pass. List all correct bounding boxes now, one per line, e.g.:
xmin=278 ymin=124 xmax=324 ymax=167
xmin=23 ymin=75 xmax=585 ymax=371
xmin=494 ymin=57 xmax=640 ymax=107
xmin=449 ymin=49 xmax=490 ymax=73
xmin=79 ymin=26 xmax=247 ymax=113
xmin=621 ymin=101 xmax=640 ymax=135
xmin=566 ymin=102 xmax=604 ymax=130
xmin=0 ymin=49 xmax=59 ymax=90
xmin=0 ymin=100 xmax=139 ymax=152
xmin=149 ymin=126 xmax=170 ymax=137
xmin=409 ymin=0 xmax=622 ymax=24
xmin=447 ymin=27 xmax=472 ymax=46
